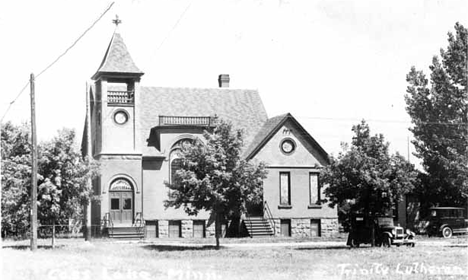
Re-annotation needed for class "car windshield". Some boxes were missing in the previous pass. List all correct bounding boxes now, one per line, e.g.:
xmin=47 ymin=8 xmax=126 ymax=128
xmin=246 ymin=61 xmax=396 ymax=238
xmin=377 ymin=217 xmax=394 ymax=226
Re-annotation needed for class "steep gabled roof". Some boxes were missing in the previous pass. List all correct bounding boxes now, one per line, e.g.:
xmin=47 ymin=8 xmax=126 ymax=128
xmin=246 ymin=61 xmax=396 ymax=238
xmin=242 ymin=113 xmax=288 ymax=158
xmin=244 ymin=113 xmax=329 ymax=163
xmin=92 ymin=32 xmax=143 ymax=80
xmin=138 ymin=87 xmax=269 ymax=156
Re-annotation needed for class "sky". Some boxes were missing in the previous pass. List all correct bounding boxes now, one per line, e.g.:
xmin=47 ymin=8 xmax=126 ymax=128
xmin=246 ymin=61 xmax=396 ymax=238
xmin=0 ymin=0 xmax=466 ymax=165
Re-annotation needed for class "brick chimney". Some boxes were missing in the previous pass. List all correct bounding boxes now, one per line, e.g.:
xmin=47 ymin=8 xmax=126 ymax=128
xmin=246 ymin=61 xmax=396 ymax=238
xmin=218 ymin=74 xmax=230 ymax=88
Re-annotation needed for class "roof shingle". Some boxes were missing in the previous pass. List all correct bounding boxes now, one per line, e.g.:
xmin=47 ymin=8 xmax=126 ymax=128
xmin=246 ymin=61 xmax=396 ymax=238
xmin=243 ymin=113 xmax=289 ymax=158
xmin=92 ymin=32 xmax=143 ymax=79
xmin=138 ymin=87 xmax=269 ymax=156
xmin=243 ymin=113 xmax=329 ymax=163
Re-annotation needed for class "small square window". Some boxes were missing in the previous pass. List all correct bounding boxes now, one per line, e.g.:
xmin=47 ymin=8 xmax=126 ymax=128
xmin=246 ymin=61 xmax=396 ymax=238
xmin=111 ymin=198 xmax=120 ymax=210
xmin=123 ymin=198 xmax=132 ymax=210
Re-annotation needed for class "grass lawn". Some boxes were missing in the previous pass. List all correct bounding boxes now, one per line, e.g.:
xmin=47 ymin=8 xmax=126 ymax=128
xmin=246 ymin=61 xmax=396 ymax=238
xmin=2 ymin=236 xmax=467 ymax=280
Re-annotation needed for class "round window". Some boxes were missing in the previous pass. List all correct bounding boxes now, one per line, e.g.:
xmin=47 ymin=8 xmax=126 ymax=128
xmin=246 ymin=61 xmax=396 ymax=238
xmin=114 ymin=110 xmax=128 ymax=125
xmin=280 ymin=139 xmax=296 ymax=154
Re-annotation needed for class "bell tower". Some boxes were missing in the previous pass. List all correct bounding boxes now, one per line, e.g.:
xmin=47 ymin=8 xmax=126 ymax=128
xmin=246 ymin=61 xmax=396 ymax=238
xmin=90 ymin=17 xmax=145 ymax=228
xmin=91 ymin=18 xmax=144 ymax=155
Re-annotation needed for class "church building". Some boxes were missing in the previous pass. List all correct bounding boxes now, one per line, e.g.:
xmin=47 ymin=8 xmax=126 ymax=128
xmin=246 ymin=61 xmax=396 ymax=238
xmin=81 ymin=27 xmax=338 ymax=239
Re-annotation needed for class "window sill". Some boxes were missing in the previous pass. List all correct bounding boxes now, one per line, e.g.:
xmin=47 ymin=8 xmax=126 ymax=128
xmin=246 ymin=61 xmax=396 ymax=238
xmin=308 ymin=204 xmax=322 ymax=209
xmin=278 ymin=205 xmax=292 ymax=209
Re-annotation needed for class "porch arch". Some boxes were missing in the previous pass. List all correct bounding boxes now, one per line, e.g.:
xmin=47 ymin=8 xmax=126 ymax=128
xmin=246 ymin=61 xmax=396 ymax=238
xmin=108 ymin=177 xmax=135 ymax=224
xmin=105 ymin=174 xmax=139 ymax=194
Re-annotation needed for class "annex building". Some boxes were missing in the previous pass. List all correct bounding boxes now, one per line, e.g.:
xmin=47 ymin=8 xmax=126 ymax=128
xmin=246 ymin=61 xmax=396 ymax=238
xmin=81 ymin=28 xmax=338 ymax=239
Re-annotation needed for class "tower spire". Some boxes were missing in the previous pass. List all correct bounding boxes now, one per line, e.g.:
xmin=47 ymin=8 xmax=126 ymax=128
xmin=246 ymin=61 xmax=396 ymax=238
xmin=91 ymin=16 xmax=144 ymax=80
xmin=112 ymin=15 xmax=122 ymax=27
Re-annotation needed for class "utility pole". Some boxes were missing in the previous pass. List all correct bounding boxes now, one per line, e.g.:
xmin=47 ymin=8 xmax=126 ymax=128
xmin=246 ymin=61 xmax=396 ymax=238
xmin=84 ymin=83 xmax=92 ymax=241
xmin=30 ymin=73 xmax=38 ymax=251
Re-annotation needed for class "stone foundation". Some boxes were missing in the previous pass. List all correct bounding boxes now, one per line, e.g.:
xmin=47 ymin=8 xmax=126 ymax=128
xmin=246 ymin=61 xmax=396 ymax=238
xmin=157 ymin=220 xmax=195 ymax=238
xmin=154 ymin=218 xmax=338 ymax=238
xmin=154 ymin=219 xmax=227 ymax=238
xmin=321 ymin=218 xmax=339 ymax=237
xmin=292 ymin=218 xmax=312 ymax=238
xmin=273 ymin=217 xmax=339 ymax=238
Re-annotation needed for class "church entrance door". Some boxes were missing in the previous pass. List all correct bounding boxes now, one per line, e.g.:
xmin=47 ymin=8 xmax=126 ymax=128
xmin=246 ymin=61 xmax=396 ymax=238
xmin=109 ymin=179 xmax=134 ymax=225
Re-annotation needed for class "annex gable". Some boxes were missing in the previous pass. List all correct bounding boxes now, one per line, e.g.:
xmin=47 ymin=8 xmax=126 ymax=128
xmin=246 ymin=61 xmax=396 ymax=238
xmin=248 ymin=114 xmax=329 ymax=167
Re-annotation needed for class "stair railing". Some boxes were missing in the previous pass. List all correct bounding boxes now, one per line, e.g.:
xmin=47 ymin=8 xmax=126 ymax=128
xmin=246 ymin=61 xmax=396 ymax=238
xmin=102 ymin=212 xmax=113 ymax=236
xmin=263 ymin=201 xmax=276 ymax=235
xmin=244 ymin=212 xmax=254 ymax=238
xmin=133 ymin=212 xmax=146 ymax=238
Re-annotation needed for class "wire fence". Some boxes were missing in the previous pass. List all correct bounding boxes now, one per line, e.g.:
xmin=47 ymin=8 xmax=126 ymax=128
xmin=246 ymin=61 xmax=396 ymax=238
xmin=2 ymin=224 xmax=109 ymax=240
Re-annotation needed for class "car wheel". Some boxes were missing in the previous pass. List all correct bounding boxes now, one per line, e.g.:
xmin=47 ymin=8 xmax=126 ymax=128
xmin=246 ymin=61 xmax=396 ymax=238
xmin=382 ymin=236 xmax=391 ymax=247
xmin=441 ymin=227 xmax=453 ymax=238
xmin=350 ymin=238 xmax=360 ymax=248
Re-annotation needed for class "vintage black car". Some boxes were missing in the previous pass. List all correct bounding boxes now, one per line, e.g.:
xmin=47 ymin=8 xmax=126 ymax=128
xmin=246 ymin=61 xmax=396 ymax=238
xmin=426 ymin=207 xmax=468 ymax=238
xmin=347 ymin=215 xmax=415 ymax=247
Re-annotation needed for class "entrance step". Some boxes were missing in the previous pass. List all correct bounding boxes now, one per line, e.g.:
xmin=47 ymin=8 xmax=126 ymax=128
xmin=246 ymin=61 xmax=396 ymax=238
xmin=243 ymin=216 xmax=274 ymax=237
xmin=107 ymin=226 xmax=145 ymax=239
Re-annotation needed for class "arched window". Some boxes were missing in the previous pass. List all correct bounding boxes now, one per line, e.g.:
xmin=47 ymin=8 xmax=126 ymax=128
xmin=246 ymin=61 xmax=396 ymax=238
xmin=170 ymin=157 xmax=183 ymax=184
xmin=110 ymin=178 xmax=133 ymax=191
xmin=169 ymin=138 xmax=194 ymax=184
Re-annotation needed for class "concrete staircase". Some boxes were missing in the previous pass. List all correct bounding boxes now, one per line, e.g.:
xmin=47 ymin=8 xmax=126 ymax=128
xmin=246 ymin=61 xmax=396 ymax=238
xmin=244 ymin=216 xmax=274 ymax=237
xmin=107 ymin=226 xmax=145 ymax=239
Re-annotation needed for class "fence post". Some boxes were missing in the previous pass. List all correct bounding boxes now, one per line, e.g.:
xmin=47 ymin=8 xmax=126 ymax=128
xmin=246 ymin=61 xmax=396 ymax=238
xmin=52 ymin=221 xmax=56 ymax=249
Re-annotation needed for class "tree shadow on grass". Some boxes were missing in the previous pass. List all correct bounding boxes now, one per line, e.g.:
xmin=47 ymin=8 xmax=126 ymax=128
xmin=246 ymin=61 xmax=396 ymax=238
xmin=448 ymin=244 xmax=468 ymax=248
xmin=2 ymin=245 xmax=65 ymax=250
xmin=142 ymin=244 xmax=222 ymax=251
xmin=295 ymin=246 xmax=373 ymax=251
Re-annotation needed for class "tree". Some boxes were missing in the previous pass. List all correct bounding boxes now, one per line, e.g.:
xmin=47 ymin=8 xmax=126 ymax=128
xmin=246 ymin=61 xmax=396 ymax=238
xmin=405 ymin=23 xmax=468 ymax=208
xmin=322 ymin=121 xmax=419 ymax=234
xmin=37 ymin=128 xmax=98 ymax=241
xmin=164 ymin=120 xmax=267 ymax=248
xmin=1 ymin=122 xmax=33 ymax=237
xmin=1 ymin=123 xmax=98 ymax=239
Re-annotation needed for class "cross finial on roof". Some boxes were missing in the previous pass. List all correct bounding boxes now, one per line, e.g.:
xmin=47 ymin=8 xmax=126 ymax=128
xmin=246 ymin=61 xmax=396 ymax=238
xmin=112 ymin=15 xmax=122 ymax=27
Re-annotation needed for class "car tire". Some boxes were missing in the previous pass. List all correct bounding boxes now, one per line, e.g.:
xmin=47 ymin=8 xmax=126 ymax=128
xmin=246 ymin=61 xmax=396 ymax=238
xmin=350 ymin=238 xmax=360 ymax=248
xmin=441 ymin=227 xmax=453 ymax=238
xmin=382 ymin=236 xmax=391 ymax=247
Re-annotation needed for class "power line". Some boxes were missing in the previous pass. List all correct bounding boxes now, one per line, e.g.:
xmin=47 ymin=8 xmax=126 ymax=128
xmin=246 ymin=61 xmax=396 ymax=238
xmin=296 ymin=115 xmax=467 ymax=126
xmin=0 ymin=2 xmax=115 ymax=124
xmin=297 ymin=116 xmax=409 ymax=124
xmin=155 ymin=1 xmax=192 ymax=52
xmin=0 ymin=81 xmax=30 ymax=123
xmin=36 ymin=2 xmax=115 ymax=79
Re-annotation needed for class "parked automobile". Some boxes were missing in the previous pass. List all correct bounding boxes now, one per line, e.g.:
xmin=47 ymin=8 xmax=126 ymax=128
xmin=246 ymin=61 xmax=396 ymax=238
xmin=347 ymin=215 xmax=416 ymax=247
xmin=426 ymin=207 xmax=468 ymax=238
